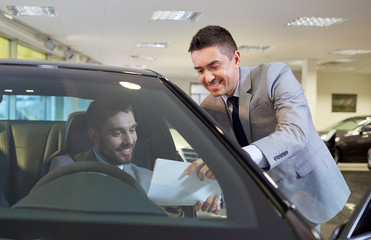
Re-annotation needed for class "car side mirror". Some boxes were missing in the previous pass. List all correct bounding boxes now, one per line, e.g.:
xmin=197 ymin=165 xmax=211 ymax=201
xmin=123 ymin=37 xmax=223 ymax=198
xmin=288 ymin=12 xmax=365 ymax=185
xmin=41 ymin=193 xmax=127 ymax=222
xmin=330 ymin=185 xmax=371 ymax=239
xmin=360 ymin=126 xmax=371 ymax=135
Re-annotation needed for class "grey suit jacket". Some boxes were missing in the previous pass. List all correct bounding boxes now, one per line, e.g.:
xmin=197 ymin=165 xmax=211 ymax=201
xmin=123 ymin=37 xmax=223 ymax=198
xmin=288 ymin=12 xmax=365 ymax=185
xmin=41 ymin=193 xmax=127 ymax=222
xmin=49 ymin=149 xmax=152 ymax=193
xmin=201 ymin=62 xmax=350 ymax=224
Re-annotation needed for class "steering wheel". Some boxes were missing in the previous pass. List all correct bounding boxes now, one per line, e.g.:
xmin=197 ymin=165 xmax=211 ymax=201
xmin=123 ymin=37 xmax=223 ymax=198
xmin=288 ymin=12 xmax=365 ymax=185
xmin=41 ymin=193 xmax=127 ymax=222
xmin=31 ymin=161 xmax=146 ymax=195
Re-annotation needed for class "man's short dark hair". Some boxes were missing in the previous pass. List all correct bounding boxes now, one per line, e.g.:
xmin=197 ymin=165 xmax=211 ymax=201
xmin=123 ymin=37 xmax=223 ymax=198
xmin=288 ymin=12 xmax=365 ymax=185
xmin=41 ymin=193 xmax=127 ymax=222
xmin=87 ymin=98 xmax=134 ymax=130
xmin=188 ymin=25 xmax=238 ymax=59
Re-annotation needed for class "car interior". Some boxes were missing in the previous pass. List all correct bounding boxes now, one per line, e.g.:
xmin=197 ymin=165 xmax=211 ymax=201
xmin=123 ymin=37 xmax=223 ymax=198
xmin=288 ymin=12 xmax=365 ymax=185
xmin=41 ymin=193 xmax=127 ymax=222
xmin=0 ymin=69 xmax=208 ymax=222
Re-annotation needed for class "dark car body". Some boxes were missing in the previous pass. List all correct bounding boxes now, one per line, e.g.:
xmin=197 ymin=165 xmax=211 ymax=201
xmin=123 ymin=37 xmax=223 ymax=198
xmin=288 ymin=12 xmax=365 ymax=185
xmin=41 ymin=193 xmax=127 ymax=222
xmin=319 ymin=116 xmax=371 ymax=163
xmin=0 ymin=60 xmax=369 ymax=240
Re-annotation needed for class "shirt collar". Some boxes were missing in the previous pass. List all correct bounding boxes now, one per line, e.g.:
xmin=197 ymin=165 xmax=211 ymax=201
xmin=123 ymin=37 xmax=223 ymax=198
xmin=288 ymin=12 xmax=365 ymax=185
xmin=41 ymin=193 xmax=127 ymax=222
xmin=221 ymin=82 xmax=240 ymax=104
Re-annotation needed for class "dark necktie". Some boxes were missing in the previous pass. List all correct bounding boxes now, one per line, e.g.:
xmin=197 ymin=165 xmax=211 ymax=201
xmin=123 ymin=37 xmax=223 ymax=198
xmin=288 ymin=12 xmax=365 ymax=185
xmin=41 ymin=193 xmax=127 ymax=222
xmin=227 ymin=96 xmax=249 ymax=147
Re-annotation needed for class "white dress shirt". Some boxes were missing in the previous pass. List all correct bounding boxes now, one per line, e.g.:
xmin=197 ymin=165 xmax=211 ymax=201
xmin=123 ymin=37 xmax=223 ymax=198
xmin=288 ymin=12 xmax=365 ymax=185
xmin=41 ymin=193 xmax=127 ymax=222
xmin=221 ymin=85 xmax=269 ymax=169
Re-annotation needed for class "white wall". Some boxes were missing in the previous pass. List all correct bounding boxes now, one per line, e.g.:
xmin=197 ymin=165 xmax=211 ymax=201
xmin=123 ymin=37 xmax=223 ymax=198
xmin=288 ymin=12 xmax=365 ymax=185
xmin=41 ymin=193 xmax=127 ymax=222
xmin=169 ymin=77 xmax=194 ymax=94
xmin=169 ymin=71 xmax=371 ymax=132
xmin=316 ymin=72 xmax=371 ymax=130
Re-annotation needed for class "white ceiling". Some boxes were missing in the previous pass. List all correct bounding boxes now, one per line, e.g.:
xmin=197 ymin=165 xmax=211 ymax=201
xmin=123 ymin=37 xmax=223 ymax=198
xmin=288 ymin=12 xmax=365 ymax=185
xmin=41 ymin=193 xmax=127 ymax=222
xmin=0 ymin=0 xmax=371 ymax=80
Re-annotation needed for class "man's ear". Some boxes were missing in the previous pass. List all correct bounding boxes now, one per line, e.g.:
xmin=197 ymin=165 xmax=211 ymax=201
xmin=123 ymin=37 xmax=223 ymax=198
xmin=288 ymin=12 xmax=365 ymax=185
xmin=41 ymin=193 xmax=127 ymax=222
xmin=233 ymin=50 xmax=241 ymax=67
xmin=88 ymin=128 xmax=99 ymax=145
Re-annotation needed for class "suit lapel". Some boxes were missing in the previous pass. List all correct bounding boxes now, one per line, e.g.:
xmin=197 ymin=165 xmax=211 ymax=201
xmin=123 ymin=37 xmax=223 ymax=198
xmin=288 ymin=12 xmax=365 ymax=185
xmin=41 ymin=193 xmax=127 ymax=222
xmin=238 ymin=67 xmax=252 ymax=143
xmin=214 ymin=97 xmax=236 ymax=139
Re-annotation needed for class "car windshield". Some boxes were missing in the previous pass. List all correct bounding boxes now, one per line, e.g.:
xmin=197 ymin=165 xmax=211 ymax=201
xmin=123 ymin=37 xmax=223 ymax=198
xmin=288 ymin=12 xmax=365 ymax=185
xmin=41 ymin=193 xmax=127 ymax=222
xmin=328 ymin=118 xmax=369 ymax=131
xmin=0 ymin=63 xmax=291 ymax=238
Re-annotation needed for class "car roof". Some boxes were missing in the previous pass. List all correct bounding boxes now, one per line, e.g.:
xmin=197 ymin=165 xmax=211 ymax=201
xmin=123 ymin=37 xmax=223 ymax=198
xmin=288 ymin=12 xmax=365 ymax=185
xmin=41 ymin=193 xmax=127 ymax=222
xmin=0 ymin=59 xmax=161 ymax=78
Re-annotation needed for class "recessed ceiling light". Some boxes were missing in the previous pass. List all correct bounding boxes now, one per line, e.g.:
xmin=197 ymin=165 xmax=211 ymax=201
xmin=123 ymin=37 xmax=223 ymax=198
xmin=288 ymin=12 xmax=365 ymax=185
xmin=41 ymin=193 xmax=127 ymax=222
xmin=331 ymin=49 xmax=371 ymax=55
xmin=287 ymin=60 xmax=304 ymax=66
xmin=123 ymin=64 xmax=146 ymax=69
xmin=287 ymin=16 xmax=347 ymax=27
xmin=137 ymin=42 xmax=169 ymax=48
xmin=344 ymin=67 xmax=358 ymax=71
xmin=238 ymin=45 xmax=271 ymax=51
xmin=334 ymin=58 xmax=353 ymax=63
xmin=151 ymin=10 xmax=201 ymax=22
xmin=129 ymin=55 xmax=157 ymax=61
xmin=6 ymin=6 xmax=56 ymax=17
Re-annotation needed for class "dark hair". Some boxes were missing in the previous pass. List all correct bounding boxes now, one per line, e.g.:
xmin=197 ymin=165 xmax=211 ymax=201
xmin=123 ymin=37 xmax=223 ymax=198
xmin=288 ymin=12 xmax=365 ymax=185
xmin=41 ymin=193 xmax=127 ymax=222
xmin=87 ymin=98 xmax=134 ymax=130
xmin=188 ymin=25 xmax=238 ymax=59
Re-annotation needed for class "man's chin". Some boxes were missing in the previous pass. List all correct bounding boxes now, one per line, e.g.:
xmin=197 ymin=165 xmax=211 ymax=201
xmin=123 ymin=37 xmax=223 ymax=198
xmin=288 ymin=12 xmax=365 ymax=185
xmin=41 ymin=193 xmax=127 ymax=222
xmin=210 ymin=91 xmax=223 ymax=97
xmin=119 ymin=158 xmax=132 ymax=165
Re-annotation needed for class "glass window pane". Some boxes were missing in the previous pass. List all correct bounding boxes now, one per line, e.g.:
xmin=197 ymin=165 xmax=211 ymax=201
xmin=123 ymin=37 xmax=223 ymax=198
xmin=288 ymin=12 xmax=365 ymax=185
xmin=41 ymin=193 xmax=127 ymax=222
xmin=0 ymin=95 xmax=9 ymax=119
xmin=16 ymin=95 xmax=46 ymax=120
xmin=0 ymin=37 xmax=9 ymax=59
xmin=17 ymin=44 xmax=46 ymax=60
xmin=190 ymin=83 xmax=209 ymax=105
xmin=0 ymin=95 xmax=92 ymax=121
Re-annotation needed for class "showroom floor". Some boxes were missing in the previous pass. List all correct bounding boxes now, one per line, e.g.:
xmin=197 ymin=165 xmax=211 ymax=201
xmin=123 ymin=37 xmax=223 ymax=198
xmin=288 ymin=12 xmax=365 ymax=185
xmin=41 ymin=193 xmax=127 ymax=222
xmin=321 ymin=163 xmax=371 ymax=239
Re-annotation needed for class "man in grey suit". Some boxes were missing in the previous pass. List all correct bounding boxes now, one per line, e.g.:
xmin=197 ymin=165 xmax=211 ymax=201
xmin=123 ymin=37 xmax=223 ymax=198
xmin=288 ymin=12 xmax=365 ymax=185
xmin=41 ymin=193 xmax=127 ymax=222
xmin=187 ymin=25 xmax=350 ymax=227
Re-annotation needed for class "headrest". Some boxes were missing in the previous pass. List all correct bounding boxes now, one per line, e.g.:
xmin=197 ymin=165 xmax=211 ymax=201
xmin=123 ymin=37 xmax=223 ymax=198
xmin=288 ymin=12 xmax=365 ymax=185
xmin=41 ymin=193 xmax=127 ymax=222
xmin=63 ymin=111 xmax=92 ymax=154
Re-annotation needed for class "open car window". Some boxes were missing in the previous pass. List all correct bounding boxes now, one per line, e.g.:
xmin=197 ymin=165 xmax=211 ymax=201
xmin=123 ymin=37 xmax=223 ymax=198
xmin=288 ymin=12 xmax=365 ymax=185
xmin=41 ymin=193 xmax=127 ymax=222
xmin=0 ymin=64 xmax=294 ymax=239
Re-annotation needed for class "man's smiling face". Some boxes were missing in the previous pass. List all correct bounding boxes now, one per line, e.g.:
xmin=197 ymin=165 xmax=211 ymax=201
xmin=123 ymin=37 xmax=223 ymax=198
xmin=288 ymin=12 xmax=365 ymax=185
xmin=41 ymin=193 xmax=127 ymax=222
xmin=191 ymin=45 xmax=241 ymax=97
xmin=94 ymin=111 xmax=138 ymax=165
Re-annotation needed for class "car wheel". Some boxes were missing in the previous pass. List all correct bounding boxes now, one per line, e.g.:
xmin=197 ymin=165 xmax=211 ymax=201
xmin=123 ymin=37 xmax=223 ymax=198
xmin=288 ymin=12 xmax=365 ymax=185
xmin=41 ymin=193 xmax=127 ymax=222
xmin=334 ymin=148 xmax=342 ymax=163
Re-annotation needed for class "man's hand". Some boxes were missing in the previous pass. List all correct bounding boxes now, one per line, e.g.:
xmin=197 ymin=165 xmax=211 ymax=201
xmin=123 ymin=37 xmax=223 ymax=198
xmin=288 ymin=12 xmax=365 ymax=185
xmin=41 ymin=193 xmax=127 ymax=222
xmin=194 ymin=195 xmax=220 ymax=215
xmin=184 ymin=158 xmax=220 ymax=215
xmin=184 ymin=158 xmax=215 ymax=181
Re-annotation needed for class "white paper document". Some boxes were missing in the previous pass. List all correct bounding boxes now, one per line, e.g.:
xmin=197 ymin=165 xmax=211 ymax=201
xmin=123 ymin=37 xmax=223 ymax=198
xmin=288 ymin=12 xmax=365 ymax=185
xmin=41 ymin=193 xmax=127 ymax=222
xmin=147 ymin=158 xmax=222 ymax=206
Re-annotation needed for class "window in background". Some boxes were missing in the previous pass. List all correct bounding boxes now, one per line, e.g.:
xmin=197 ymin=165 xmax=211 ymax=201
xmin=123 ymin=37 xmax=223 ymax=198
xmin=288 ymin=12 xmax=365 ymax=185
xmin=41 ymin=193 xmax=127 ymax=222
xmin=51 ymin=56 xmax=64 ymax=61
xmin=0 ymin=37 xmax=9 ymax=59
xmin=0 ymin=95 xmax=92 ymax=121
xmin=17 ymin=44 xmax=46 ymax=60
xmin=190 ymin=83 xmax=209 ymax=105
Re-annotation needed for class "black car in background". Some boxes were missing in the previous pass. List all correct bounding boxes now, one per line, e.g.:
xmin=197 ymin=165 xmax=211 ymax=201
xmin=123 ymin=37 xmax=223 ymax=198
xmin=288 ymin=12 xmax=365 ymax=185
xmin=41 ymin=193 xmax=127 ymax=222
xmin=319 ymin=116 xmax=371 ymax=163
xmin=0 ymin=60 xmax=369 ymax=240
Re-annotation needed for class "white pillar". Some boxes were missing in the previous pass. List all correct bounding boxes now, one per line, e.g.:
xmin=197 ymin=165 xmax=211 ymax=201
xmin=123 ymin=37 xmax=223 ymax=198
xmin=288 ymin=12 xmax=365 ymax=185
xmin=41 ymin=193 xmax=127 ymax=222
xmin=9 ymin=39 xmax=17 ymax=59
xmin=301 ymin=59 xmax=317 ymax=125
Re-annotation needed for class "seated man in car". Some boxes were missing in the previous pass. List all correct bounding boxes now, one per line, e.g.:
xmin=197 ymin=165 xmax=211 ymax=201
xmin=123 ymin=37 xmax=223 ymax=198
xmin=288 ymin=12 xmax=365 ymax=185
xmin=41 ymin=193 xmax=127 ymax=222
xmin=49 ymin=98 xmax=220 ymax=216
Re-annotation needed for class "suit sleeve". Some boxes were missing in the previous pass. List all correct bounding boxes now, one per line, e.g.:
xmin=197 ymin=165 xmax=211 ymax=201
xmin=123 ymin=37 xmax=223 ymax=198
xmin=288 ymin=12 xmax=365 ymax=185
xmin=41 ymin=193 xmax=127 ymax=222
xmin=252 ymin=63 xmax=312 ymax=169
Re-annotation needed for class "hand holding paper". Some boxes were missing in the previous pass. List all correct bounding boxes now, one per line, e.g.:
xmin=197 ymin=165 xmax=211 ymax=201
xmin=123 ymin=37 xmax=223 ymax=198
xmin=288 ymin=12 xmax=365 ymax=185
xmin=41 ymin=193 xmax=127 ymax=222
xmin=147 ymin=158 xmax=222 ymax=206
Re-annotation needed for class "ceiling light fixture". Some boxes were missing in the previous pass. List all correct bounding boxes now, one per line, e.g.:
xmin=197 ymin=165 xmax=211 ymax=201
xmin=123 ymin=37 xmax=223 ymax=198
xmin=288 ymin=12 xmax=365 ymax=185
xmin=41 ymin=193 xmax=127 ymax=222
xmin=129 ymin=55 xmax=157 ymax=61
xmin=64 ymin=48 xmax=74 ymax=59
xmin=344 ymin=67 xmax=358 ymax=71
xmin=286 ymin=16 xmax=347 ymax=27
xmin=331 ymin=49 xmax=371 ymax=55
xmin=44 ymin=38 xmax=56 ymax=51
xmin=123 ymin=64 xmax=146 ymax=69
xmin=334 ymin=58 xmax=353 ymax=63
xmin=239 ymin=45 xmax=271 ymax=51
xmin=137 ymin=42 xmax=169 ymax=48
xmin=6 ymin=6 xmax=57 ymax=17
xmin=151 ymin=10 xmax=201 ymax=22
